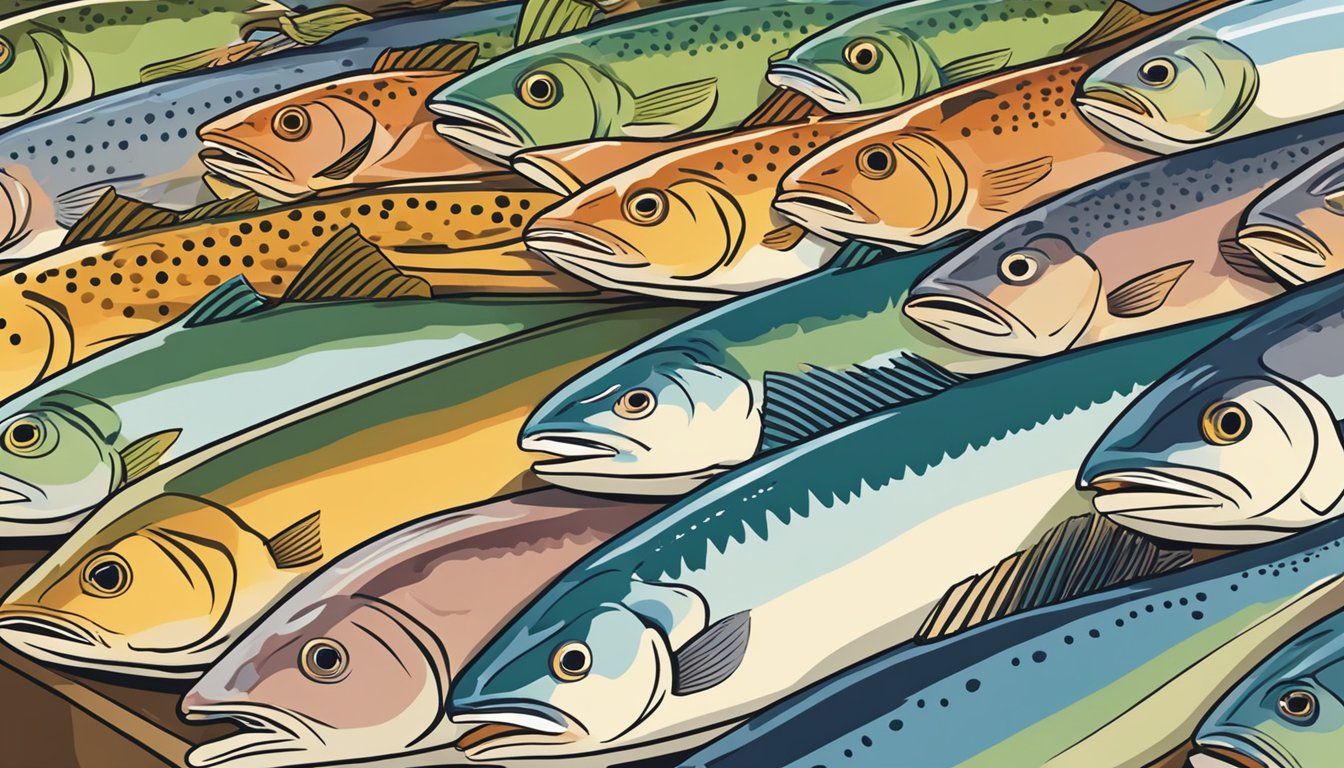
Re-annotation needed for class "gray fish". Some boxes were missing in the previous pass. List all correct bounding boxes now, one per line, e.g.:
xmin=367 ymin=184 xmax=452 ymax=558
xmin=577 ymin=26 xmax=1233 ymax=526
xmin=1236 ymin=141 xmax=1344 ymax=286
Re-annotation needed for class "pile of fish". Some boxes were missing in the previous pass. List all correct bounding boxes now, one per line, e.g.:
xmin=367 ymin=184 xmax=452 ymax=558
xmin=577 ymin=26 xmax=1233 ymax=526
xmin=1 ymin=0 xmax=1344 ymax=766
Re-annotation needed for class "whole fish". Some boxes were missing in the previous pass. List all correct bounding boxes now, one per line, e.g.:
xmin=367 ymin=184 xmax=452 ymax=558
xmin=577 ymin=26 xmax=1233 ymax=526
xmin=1079 ymin=274 xmax=1344 ymax=546
xmin=0 ymin=4 xmax=520 ymax=260
xmin=0 ymin=273 xmax=612 ymax=537
xmin=0 ymin=178 xmax=580 ymax=402
xmin=902 ymin=111 xmax=1344 ymax=360
xmin=776 ymin=49 xmax=1152 ymax=249
xmin=181 ymin=488 xmax=660 ymax=768
xmin=427 ymin=0 xmax=887 ymax=162
xmin=447 ymin=308 xmax=1252 ymax=765
xmin=1078 ymin=0 xmax=1344 ymax=154
xmin=525 ymin=113 xmax=886 ymax=301
xmin=198 ymin=41 xmax=503 ymax=202
xmin=0 ymin=303 xmax=688 ymax=678
xmin=1235 ymin=142 xmax=1344 ymax=286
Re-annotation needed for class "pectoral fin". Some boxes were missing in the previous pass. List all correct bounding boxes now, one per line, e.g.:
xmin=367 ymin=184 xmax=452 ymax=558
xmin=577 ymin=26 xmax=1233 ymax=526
xmin=315 ymin=131 xmax=375 ymax=180
xmin=671 ymin=611 xmax=751 ymax=695
xmin=979 ymin=156 xmax=1053 ymax=210
xmin=627 ymin=78 xmax=718 ymax=137
xmin=1105 ymin=261 xmax=1192 ymax=317
xmin=283 ymin=225 xmax=432 ymax=301
xmin=827 ymin=239 xmax=894 ymax=270
xmin=266 ymin=511 xmax=323 ymax=569
xmin=119 ymin=430 xmax=182 ymax=484
xmin=1218 ymin=239 xmax=1276 ymax=283
xmin=739 ymin=88 xmax=823 ymax=128
xmin=941 ymin=48 xmax=1012 ymax=83
xmin=62 ymin=189 xmax=177 ymax=246
xmin=761 ymin=223 xmax=807 ymax=251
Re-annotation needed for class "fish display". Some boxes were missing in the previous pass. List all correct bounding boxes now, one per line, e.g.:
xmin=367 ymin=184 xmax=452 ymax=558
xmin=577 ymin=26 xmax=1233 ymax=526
xmin=181 ymin=488 xmax=661 ymax=768
xmin=903 ymin=110 xmax=1344 ymax=359
xmin=1236 ymin=142 xmax=1344 ymax=285
xmin=0 ymin=303 xmax=688 ymax=677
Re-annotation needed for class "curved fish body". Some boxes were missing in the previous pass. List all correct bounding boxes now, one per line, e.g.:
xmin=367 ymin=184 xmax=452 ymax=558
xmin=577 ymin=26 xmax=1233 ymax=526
xmin=679 ymin=514 xmax=1344 ymax=768
xmin=0 ymin=177 xmax=579 ymax=403
xmin=0 ymin=4 xmax=519 ymax=261
xmin=0 ymin=283 xmax=611 ymax=537
xmin=1236 ymin=143 xmax=1344 ymax=286
xmin=427 ymin=0 xmax=886 ymax=162
xmin=0 ymin=303 xmax=690 ymax=679
xmin=1079 ymin=274 xmax=1344 ymax=546
xmin=447 ymin=309 xmax=1253 ymax=765
xmin=1078 ymin=0 xmax=1344 ymax=154
xmin=182 ymin=488 xmax=661 ymax=768
xmin=904 ymin=111 xmax=1344 ymax=360
xmin=776 ymin=50 xmax=1152 ymax=250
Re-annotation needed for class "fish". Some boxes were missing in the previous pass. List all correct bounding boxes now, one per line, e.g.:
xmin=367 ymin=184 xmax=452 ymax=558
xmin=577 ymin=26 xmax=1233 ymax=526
xmin=427 ymin=0 xmax=888 ymax=162
xmin=1079 ymin=274 xmax=1344 ymax=546
xmin=0 ymin=270 xmax=615 ymax=537
xmin=677 ymin=507 xmax=1344 ymax=768
xmin=775 ymin=49 xmax=1154 ymax=250
xmin=0 ymin=177 xmax=585 ymax=402
xmin=1078 ymin=0 xmax=1344 ymax=154
xmin=902 ymin=110 xmax=1344 ymax=360
xmin=197 ymin=41 xmax=503 ymax=202
xmin=0 ymin=3 xmax=520 ymax=261
xmin=1235 ymin=142 xmax=1344 ymax=286
xmin=447 ymin=307 xmax=1255 ymax=764
xmin=0 ymin=303 xmax=690 ymax=678
xmin=524 ymin=112 xmax=887 ymax=301
xmin=180 ymin=488 xmax=661 ymax=768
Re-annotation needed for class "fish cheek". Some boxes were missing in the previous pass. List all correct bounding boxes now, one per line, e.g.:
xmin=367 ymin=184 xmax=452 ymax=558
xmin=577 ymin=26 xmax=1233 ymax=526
xmin=991 ymin=242 xmax=1101 ymax=353
xmin=660 ymin=181 xmax=744 ymax=279
xmin=549 ymin=619 xmax=669 ymax=743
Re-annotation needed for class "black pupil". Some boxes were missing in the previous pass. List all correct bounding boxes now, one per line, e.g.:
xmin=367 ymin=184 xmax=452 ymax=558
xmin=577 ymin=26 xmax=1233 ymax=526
xmin=855 ymin=47 xmax=873 ymax=65
xmin=1219 ymin=409 xmax=1243 ymax=435
xmin=561 ymin=649 xmax=586 ymax=672
xmin=1142 ymin=62 xmax=1170 ymax=84
xmin=11 ymin=423 xmax=35 ymax=445
xmin=283 ymin=114 xmax=301 ymax=131
xmin=1008 ymin=257 xmax=1031 ymax=278
xmin=627 ymin=391 xmax=650 ymax=409
xmin=529 ymin=79 xmax=551 ymax=100
xmin=313 ymin=646 xmax=341 ymax=671
xmin=1285 ymin=692 xmax=1312 ymax=715
xmin=90 ymin=563 xmax=122 ymax=591
xmin=635 ymin=198 xmax=657 ymax=215
xmin=865 ymin=149 xmax=889 ymax=173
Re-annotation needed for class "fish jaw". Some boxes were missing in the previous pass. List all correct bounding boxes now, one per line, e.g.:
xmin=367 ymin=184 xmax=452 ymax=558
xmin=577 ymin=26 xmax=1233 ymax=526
xmin=903 ymin=280 xmax=1033 ymax=357
xmin=1083 ymin=467 xmax=1264 ymax=544
xmin=774 ymin=183 xmax=880 ymax=241
xmin=183 ymin=703 xmax=326 ymax=768
xmin=1237 ymin=223 xmax=1332 ymax=286
xmin=454 ymin=705 xmax=583 ymax=761
xmin=431 ymin=101 xmax=530 ymax=163
xmin=1076 ymin=86 xmax=1189 ymax=154
xmin=0 ymin=605 xmax=107 ymax=669
xmin=766 ymin=63 xmax=858 ymax=111
xmin=198 ymin=136 xmax=299 ymax=200
xmin=1194 ymin=731 xmax=1296 ymax=768
xmin=522 ymin=430 xmax=711 ymax=496
xmin=525 ymin=220 xmax=647 ymax=269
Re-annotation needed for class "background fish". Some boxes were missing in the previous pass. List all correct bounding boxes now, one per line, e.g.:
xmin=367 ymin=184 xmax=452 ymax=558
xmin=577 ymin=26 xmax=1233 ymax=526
xmin=1236 ymin=142 xmax=1344 ymax=286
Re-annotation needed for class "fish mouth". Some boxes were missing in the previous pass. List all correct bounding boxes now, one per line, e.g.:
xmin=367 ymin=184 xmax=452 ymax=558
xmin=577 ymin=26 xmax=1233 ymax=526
xmin=525 ymin=222 xmax=646 ymax=269
xmin=454 ymin=706 xmax=583 ymax=759
xmin=1237 ymin=223 xmax=1331 ymax=285
xmin=1194 ymin=731 xmax=1297 ymax=768
xmin=185 ymin=703 xmax=322 ymax=768
xmin=0 ymin=609 xmax=102 ymax=651
xmin=1083 ymin=469 xmax=1246 ymax=540
xmin=1077 ymin=86 xmax=1154 ymax=119
xmin=903 ymin=279 xmax=1019 ymax=345
xmin=431 ymin=103 xmax=528 ymax=162
xmin=522 ymin=431 xmax=622 ymax=460
xmin=775 ymin=188 xmax=873 ymax=228
xmin=766 ymin=63 xmax=855 ymax=109
xmin=199 ymin=139 xmax=291 ymax=183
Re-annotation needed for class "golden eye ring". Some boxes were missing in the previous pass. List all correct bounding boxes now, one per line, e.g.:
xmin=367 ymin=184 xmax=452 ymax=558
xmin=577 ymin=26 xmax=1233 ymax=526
xmin=1279 ymin=689 xmax=1318 ymax=723
xmin=81 ymin=553 xmax=131 ymax=597
xmin=300 ymin=638 xmax=350 ymax=682
xmin=623 ymin=190 xmax=668 ymax=226
xmin=4 ymin=417 xmax=46 ymax=455
xmin=272 ymin=106 xmax=310 ymax=141
xmin=856 ymin=144 xmax=895 ymax=180
xmin=998 ymin=252 xmax=1040 ymax=284
xmin=518 ymin=72 xmax=560 ymax=109
xmin=551 ymin=641 xmax=591 ymax=682
xmin=1137 ymin=58 xmax=1175 ymax=88
xmin=614 ymin=388 xmax=656 ymax=419
xmin=1201 ymin=401 xmax=1250 ymax=445
xmin=0 ymin=37 xmax=12 ymax=73
xmin=843 ymin=39 xmax=880 ymax=73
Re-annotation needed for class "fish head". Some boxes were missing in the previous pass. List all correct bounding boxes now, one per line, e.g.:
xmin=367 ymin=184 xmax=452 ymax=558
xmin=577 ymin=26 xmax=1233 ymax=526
xmin=1080 ymin=364 xmax=1344 ymax=546
xmin=776 ymin=130 xmax=966 ymax=246
xmin=0 ymin=495 xmax=274 ymax=676
xmin=1078 ymin=35 xmax=1258 ymax=151
xmin=0 ymin=391 xmax=123 ymax=536
xmin=0 ymin=288 xmax=77 ymax=401
xmin=0 ymin=24 xmax=90 ymax=122
xmin=0 ymin=168 xmax=34 ymax=250
xmin=1193 ymin=615 xmax=1344 ymax=768
xmin=768 ymin=21 xmax=927 ymax=112
xmin=1239 ymin=146 xmax=1344 ymax=286
xmin=521 ymin=342 xmax=758 ymax=495
xmin=430 ymin=54 xmax=620 ymax=162
xmin=904 ymin=232 xmax=1102 ymax=358
xmin=183 ymin=593 xmax=451 ymax=768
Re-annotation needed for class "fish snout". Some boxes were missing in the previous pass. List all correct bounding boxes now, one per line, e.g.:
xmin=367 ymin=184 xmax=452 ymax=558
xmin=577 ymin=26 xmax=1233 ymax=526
xmin=1237 ymin=219 xmax=1332 ymax=286
xmin=774 ymin=179 xmax=876 ymax=238
xmin=184 ymin=702 xmax=319 ymax=768
xmin=0 ymin=606 xmax=102 ymax=651
xmin=904 ymin=279 xmax=1016 ymax=340
xmin=453 ymin=702 xmax=581 ymax=759
xmin=525 ymin=220 xmax=646 ymax=268
xmin=430 ymin=102 xmax=527 ymax=163
xmin=198 ymin=134 xmax=291 ymax=183
xmin=1076 ymin=84 xmax=1154 ymax=120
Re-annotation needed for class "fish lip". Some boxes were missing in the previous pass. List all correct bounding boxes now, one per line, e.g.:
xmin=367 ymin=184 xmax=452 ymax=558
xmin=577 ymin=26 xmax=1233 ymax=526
xmin=525 ymin=221 xmax=647 ymax=268
xmin=1196 ymin=731 xmax=1296 ymax=768
xmin=431 ymin=103 xmax=527 ymax=161
xmin=1238 ymin=223 xmax=1331 ymax=281
xmin=903 ymin=288 xmax=1016 ymax=339
xmin=775 ymin=188 xmax=871 ymax=225
xmin=184 ymin=703 xmax=316 ymax=768
xmin=454 ymin=706 xmax=583 ymax=758
xmin=1077 ymin=86 xmax=1154 ymax=119
xmin=766 ymin=63 xmax=855 ymax=108
xmin=198 ymin=136 xmax=291 ymax=182
xmin=1084 ymin=469 xmax=1231 ymax=517
xmin=522 ymin=432 xmax=621 ymax=459
xmin=0 ymin=610 xmax=100 ymax=648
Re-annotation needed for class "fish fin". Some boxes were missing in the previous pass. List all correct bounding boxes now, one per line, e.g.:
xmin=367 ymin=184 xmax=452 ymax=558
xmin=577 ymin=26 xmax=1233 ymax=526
xmin=266 ymin=511 xmax=323 ymax=569
xmin=203 ymin=172 xmax=254 ymax=201
xmin=827 ymin=239 xmax=894 ymax=271
xmin=1064 ymin=1 xmax=1148 ymax=53
xmin=372 ymin=40 xmax=479 ymax=73
xmin=738 ymin=88 xmax=823 ymax=129
xmin=1219 ymin=239 xmax=1277 ymax=283
xmin=1106 ymin=261 xmax=1192 ymax=317
xmin=916 ymin=514 xmax=1191 ymax=642
xmin=761 ymin=223 xmax=808 ymax=252
xmin=314 ymin=131 xmax=376 ymax=180
xmin=119 ymin=430 xmax=182 ymax=484
xmin=277 ymin=6 xmax=373 ymax=46
xmin=139 ymin=48 xmax=230 ymax=83
xmin=979 ymin=156 xmax=1053 ymax=209
xmin=54 ymin=184 xmax=127 ymax=230
xmin=760 ymin=355 xmax=966 ymax=450
xmin=284 ymin=225 xmax=432 ymax=302
xmin=627 ymin=78 xmax=718 ymax=137
xmin=177 ymin=192 xmax=261 ymax=223
xmin=940 ymin=48 xmax=1013 ymax=83
xmin=514 ymin=0 xmax=596 ymax=46
xmin=180 ymin=276 xmax=269 ymax=328
xmin=671 ymin=611 xmax=751 ymax=695
xmin=61 ymin=189 xmax=177 ymax=246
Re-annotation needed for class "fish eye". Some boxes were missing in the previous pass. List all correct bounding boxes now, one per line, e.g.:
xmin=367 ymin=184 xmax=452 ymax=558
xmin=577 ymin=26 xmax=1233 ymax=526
xmin=623 ymin=190 xmax=667 ymax=225
xmin=843 ymin=39 xmax=880 ymax=73
xmin=518 ymin=72 xmax=560 ymax=109
xmin=0 ymin=37 xmax=11 ymax=73
xmin=1201 ymin=401 xmax=1250 ymax=445
xmin=272 ymin=106 xmax=310 ymax=141
xmin=998 ymin=252 xmax=1040 ymax=284
xmin=1137 ymin=58 xmax=1175 ymax=88
xmin=856 ymin=144 xmax=895 ymax=180
xmin=614 ymin=388 xmax=656 ymax=419
xmin=300 ymin=638 xmax=350 ymax=682
xmin=81 ymin=554 xmax=131 ymax=597
xmin=4 ymin=417 xmax=50 ymax=456
xmin=1279 ymin=689 xmax=1318 ymax=723
xmin=551 ymin=641 xmax=591 ymax=682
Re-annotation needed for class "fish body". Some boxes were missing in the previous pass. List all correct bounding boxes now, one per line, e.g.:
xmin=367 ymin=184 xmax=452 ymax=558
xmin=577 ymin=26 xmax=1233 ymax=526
xmin=1079 ymin=274 xmax=1344 ymax=546
xmin=448 ymin=309 xmax=1252 ymax=764
xmin=427 ymin=0 xmax=886 ymax=162
xmin=903 ymin=111 xmax=1344 ymax=360
xmin=1235 ymin=143 xmax=1344 ymax=287
xmin=181 ymin=488 xmax=661 ymax=768
xmin=776 ymin=50 xmax=1151 ymax=249
xmin=1078 ymin=0 xmax=1344 ymax=154
xmin=0 ymin=304 xmax=690 ymax=678
xmin=0 ymin=4 xmax=519 ymax=261
xmin=0 ymin=282 xmax=612 ymax=537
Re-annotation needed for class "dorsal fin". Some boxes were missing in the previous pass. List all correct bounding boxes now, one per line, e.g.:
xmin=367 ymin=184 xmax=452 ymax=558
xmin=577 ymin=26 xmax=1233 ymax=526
xmin=276 ymin=6 xmax=373 ymax=46
xmin=178 ymin=192 xmax=261 ymax=223
xmin=266 ymin=511 xmax=323 ymax=569
xmin=372 ymin=40 xmax=479 ymax=74
xmin=1064 ymin=0 xmax=1149 ymax=53
xmin=916 ymin=514 xmax=1191 ymax=642
xmin=180 ymin=276 xmax=269 ymax=328
xmin=283 ymin=226 xmax=432 ymax=302
xmin=62 ymin=189 xmax=177 ymax=246
xmin=739 ymin=88 xmax=824 ymax=129
xmin=828 ymin=239 xmax=895 ymax=271
xmin=515 ymin=0 xmax=596 ymax=46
